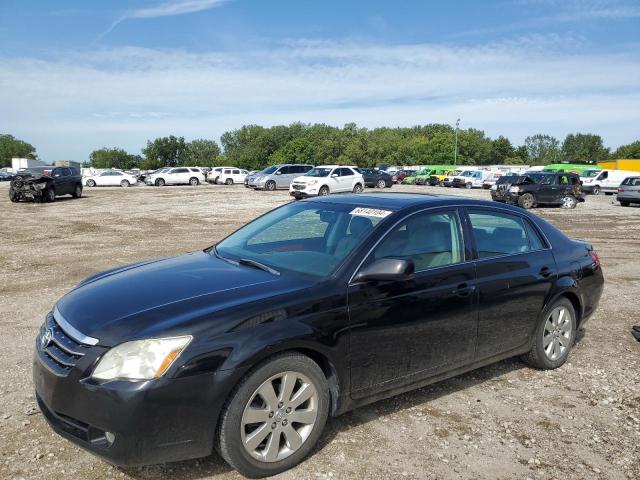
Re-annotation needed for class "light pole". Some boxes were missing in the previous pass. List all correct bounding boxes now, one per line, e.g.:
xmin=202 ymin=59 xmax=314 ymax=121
xmin=454 ymin=118 xmax=460 ymax=165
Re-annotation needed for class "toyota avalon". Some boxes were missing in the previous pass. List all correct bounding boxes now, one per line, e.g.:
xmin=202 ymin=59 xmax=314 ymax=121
xmin=33 ymin=193 xmax=603 ymax=477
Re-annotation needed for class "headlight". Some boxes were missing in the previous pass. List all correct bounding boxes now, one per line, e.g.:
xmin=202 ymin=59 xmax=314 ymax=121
xmin=307 ymin=180 xmax=318 ymax=186
xmin=91 ymin=336 xmax=192 ymax=381
xmin=490 ymin=184 xmax=497 ymax=191
xmin=35 ymin=183 xmax=47 ymax=190
xmin=509 ymin=186 xmax=521 ymax=193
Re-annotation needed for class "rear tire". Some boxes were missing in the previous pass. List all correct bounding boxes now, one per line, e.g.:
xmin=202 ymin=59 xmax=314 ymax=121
xmin=620 ymin=201 xmax=630 ymax=207
xmin=518 ymin=193 xmax=535 ymax=209
xmin=353 ymin=183 xmax=363 ymax=193
xmin=217 ymin=353 xmax=329 ymax=478
xmin=72 ymin=184 xmax=83 ymax=198
xmin=86 ymin=179 xmax=96 ymax=187
xmin=560 ymin=195 xmax=577 ymax=209
xmin=120 ymin=180 xmax=130 ymax=188
xmin=521 ymin=298 xmax=576 ymax=370
xmin=189 ymin=177 xmax=199 ymax=186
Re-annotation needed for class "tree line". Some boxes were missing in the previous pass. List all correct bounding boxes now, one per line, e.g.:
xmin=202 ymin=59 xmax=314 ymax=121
xmin=2 ymin=125 xmax=639 ymax=171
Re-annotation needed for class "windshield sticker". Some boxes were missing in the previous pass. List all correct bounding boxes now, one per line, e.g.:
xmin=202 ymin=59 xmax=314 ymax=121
xmin=349 ymin=207 xmax=392 ymax=218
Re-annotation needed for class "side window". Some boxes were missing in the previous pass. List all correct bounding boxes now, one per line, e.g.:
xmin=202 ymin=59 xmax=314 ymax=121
xmin=173 ymin=168 xmax=188 ymax=173
xmin=232 ymin=169 xmax=240 ymax=174
xmin=468 ymin=210 xmax=530 ymax=258
xmin=569 ymin=175 xmax=579 ymax=185
xmin=278 ymin=166 xmax=291 ymax=175
xmin=559 ymin=175 xmax=569 ymax=185
xmin=302 ymin=165 xmax=313 ymax=173
xmin=599 ymin=171 xmax=608 ymax=180
xmin=340 ymin=168 xmax=354 ymax=176
xmin=370 ymin=211 xmax=464 ymax=271
xmin=190 ymin=168 xmax=199 ymax=173
xmin=540 ymin=176 xmax=554 ymax=185
xmin=224 ymin=169 xmax=232 ymax=174
xmin=523 ymin=220 xmax=546 ymax=251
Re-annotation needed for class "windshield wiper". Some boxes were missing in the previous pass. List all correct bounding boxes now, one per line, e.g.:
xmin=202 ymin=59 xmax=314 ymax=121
xmin=238 ymin=258 xmax=280 ymax=275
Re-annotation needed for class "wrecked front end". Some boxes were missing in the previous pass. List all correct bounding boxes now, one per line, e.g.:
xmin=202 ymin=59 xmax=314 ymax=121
xmin=9 ymin=174 xmax=51 ymax=203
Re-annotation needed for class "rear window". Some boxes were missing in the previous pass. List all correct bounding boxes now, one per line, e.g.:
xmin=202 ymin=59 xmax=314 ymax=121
xmin=622 ymin=177 xmax=640 ymax=186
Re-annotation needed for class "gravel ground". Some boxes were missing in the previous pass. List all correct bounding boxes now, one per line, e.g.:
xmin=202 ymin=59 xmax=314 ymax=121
xmin=0 ymin=182 xmax=638 ymax=480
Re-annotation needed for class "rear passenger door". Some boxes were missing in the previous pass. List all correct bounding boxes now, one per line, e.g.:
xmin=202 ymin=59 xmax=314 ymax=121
xmin=465 ymin=208 xmax=556 ymax=359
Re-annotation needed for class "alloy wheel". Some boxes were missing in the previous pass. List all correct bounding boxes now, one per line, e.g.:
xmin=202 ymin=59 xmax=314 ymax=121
xmin=543 ymin=306 xmax=572 ymax=361
xmin=377 ymin=179 xmax=386 ymax=188
xmin=241 ymin=371 xmax=318 ymax=463
xmin=561 ymin=196 xmax=577 ymax=209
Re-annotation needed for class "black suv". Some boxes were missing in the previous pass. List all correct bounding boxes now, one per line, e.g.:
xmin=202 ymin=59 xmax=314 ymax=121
xmin=491 ymin=172 xmax=584 ymax=209
xmin=9 ymin=166 xmax=83 ymax=203
xmin=357 ymin=168 xmax=393 ymax=188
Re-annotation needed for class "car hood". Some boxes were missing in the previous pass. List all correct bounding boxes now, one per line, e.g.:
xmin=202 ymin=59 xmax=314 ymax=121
xmin=56 ymin=251 xmax=312 ymax=346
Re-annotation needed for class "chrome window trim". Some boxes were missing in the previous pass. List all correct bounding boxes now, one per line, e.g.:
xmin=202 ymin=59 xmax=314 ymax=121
xmin=348 ymin=203 xmax=553 ymax=284
xmin=53 ymin=305 xmax=99 ymax=346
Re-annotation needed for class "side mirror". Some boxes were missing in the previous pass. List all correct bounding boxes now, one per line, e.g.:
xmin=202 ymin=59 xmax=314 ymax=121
xmin=275 ymin=171 xmax=282 ymax=175
xmin=354 ymin=258 xmax=415 ymax=283
xmin=331 ymin=173 xmax=339 ymax=178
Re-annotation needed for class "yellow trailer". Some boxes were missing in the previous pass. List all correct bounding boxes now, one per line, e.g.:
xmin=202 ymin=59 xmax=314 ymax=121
xmin=598 ymin=159 xmax=640 ymax=171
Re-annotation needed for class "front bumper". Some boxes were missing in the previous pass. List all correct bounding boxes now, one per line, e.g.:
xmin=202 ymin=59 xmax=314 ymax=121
xmin=289 ymin=184 xmax=318 ymax=197
xmin=33 ymin=340 xmax=240 ymax=466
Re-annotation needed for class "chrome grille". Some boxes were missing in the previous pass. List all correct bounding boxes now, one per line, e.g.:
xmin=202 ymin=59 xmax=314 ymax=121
xmin=37 ymin=312 xmax=91 ymax=376
xmin=291 ymin=184 xmax=304 ymax=191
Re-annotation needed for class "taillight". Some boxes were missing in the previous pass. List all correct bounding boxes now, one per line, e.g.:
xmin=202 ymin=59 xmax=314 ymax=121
xmin=590 ymin=250 xmax=601 ymax=268
xmin=618 ymin=187 xmax=624 ymax=192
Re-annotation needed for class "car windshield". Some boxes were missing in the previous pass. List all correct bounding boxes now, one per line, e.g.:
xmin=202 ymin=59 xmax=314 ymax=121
xmin=526 ymin=173 xmax=552 ymax=183
xmin=305 ymin=168 xmax=332 ymax=177
xmin=261 ymin=166 xmax=278 ymax=174
xmin=460 ymin=171 xmax=474 ymax=177
xmin=581 ymin=170 xmax=601 ymax=178
xmin=215 ymin=202 xmax=390 ymax=278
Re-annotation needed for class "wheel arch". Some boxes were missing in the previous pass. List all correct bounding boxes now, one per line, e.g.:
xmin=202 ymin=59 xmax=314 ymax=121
xmin=544 ymin=284 xmax=583 ymax=328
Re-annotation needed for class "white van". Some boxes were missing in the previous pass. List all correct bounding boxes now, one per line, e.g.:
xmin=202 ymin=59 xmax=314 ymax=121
xmin=451 ymin=169 xmax=493 ymax=189
xmin=581 ymin=169 xmax=640 ymax=195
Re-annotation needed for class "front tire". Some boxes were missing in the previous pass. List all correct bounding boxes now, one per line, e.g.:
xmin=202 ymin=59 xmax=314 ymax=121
xmin=225 ymin=178 xmax=233 ymax=185
xmin=86 ymin=179 xmax=96 ymax=187
xmin=518 ymin=193 xmax=535 ymax=209
xmin=376 ymin=179 xmax=386 ymax=189
xmin=522 ymin=298 xmax=576 ymax=370
xmin=592 ymin=185 xmax=601 ymax=195
xmin=155 ymin=178 xmax=165 ymax=187
xmin=318 ymin=186 xmax=329 ymax=196
xmin=217 ymin=353 xmax=329 ymax=478
xmin=465 ymin=182 xmax=472 ymax=189
xmin=265 ymin=180 xmax=276 ymax=191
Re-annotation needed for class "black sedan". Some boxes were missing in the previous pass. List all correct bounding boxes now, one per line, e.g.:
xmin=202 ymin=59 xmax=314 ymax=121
xmin=33 ymin=194 xmax=603 ymax=477
xmin=358 ymin=168 xmax=393 ymax=188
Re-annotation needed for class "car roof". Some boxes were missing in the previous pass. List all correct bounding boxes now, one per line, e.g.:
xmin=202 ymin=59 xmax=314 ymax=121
xmin=304 ymin=192 xmax=526 ymax=212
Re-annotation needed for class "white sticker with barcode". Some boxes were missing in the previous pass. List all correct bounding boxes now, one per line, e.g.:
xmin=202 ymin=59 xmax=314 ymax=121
xmin=349 ymin=207 xmax=392 ymax=218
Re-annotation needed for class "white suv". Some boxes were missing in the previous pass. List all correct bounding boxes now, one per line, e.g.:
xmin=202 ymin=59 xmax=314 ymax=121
xmin=289 ymin=165 xmax=364 ymax=198
xmin=216 ymin=167 xmax=248 ymax=185
xmin=146 ymin=167 xmax=205 ymax=186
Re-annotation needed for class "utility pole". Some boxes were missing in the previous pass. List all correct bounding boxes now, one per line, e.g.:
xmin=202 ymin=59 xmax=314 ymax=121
xmin=454 ymin=118 xmax=460 ymax=165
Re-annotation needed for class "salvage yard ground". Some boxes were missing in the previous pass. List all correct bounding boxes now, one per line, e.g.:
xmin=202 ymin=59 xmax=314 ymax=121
xmin=0 ymin=183 xmax=638 ymax=480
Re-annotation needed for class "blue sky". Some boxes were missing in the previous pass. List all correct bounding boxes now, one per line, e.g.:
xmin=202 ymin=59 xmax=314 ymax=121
xmin=1 ymin=0 xmax=639 ymax=161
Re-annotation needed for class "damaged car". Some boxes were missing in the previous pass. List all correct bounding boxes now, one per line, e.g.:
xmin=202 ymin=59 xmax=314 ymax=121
xmin=491 ymin=172 xmax=584 ymax=209
xmin=9 ymin=166 xmax=83 ymax=203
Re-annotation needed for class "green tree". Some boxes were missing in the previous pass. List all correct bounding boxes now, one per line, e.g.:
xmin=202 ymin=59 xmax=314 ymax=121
xmin=612 ymin=140 xmax=640 ymax=159
xmin=515 ymin=145 xmax=529 ymax=162
xmin=89 ymin=147 xmax=139 ymax=170
xmin=524 ymin=134 xmax=561 ymax=165
xmin=456 ymin=129 xmax=492 ymax=165
xmin=490 ymin=136 xmax=515 ymax=164
xmin=561 ymin=133 xmax=609 ymax=163
xmin=184 ymin=139 xmax=221 ymax=167
xmin=0 ymin=134 xmax=37 ymax=168
xmin=141 ymin=135 xmax=187 ymax=170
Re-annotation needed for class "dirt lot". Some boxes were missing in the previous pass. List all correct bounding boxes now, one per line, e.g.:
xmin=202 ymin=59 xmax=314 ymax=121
xmin=0 ymin=182 xmax=638 ymax=480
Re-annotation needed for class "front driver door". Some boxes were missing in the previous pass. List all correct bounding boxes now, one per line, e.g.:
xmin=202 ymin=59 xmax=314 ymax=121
xmin=348 ymin=208 xmax=478 ymax=398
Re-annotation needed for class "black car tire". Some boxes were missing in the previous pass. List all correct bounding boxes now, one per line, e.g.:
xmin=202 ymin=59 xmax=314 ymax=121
xmin=465 ymin=182 xmax=472 ymax=189
xmin=592 ymin=185 xmax=601 ymax=195
xmin=353 ymin=183 xmax=363 ymax=193
xmin=217 ymin=353 xmax=329 ymax=478
xmin=72 ymin=184 xmax=83 ymax=198
xmin=318 ymin=186 xmax=329 ymax=196
xmin=560 ymin=195 xmax=577 ymax=209
xmin=518 ymin=193 xmax=535 ymax=209
xmin=86 ymin=179 xmax=96 ymax=187
xmin=266 ymin=181 xmax=276 ymax=191
xmin=522 ymin=297 xmax=576 ymax=370
xmin=45 ymin=187 xmax=56 ymax=203
xmin=376 ymin=179 xmax=386 ymax=189
xmin=189 ymin=177 xmax=199 ymax=186
xmin=9 ymin=189 xmax=19 ymax=202
xmin=225 ymin=178 xmax=233 ymax=185
xmin=120 ymin=180 xmax=130 ymax=188
xmin=155 ymin=178 xmax=165 ymax=187
xmin=620 ymin=201 xmax=630 ymax=207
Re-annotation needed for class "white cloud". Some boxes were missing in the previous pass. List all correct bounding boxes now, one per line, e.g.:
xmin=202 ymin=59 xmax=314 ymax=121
xmin=1 ymin=37 xmax=639 ymax=160
xmin=103 ymin=0 xmax=229 ymax=36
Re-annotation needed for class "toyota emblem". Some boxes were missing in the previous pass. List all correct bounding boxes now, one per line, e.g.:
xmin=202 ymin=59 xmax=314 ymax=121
xmin=40 ymin=329 xmax=53 ymax=349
